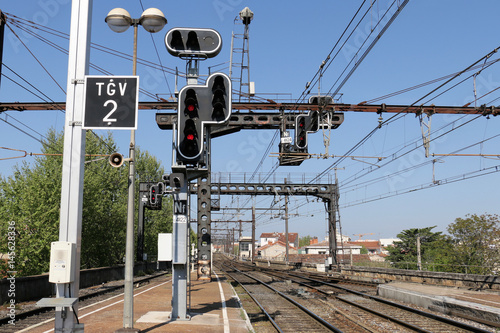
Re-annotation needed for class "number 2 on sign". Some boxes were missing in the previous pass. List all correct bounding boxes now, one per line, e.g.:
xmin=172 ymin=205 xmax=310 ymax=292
xmin=103 ymin=100 xmax=118 ymax=123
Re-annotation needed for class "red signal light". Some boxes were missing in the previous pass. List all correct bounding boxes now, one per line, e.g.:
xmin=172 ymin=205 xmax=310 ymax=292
xmin=187 ymin=133 xmax=195 ymax=141
xmin=184 ymin=89 xmax=198 ymax=114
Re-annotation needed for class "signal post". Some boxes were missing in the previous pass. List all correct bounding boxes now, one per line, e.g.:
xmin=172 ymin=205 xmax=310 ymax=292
xmin=164 ymin=27 xmax=231 ymax=318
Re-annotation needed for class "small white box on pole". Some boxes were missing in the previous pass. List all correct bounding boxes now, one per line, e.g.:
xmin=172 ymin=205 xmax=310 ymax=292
xmin=158 ymin=233 xmax=173 ymax=261
xmin=49 ymin=242 xmax=76 ymax=283
xmin=249 ymin=81 xmax=255 ymax=96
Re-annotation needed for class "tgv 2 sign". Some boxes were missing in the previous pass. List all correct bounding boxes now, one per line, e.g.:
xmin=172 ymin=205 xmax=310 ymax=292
xmin=82 ymin=76 xmax=139 ymax=130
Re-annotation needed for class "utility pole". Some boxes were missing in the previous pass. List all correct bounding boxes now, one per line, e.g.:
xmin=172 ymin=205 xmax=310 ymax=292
xmin=252 ymin=206 xmax=256 ymax=263
xmin=0 ymin=10 xmax=5 ymax=89
xmin=284 ymin=194 xmax=289 ymax=263
xmin=137 ymin=191 xmax=146 ymax=261
xmin=417 ymin=235 xmax=422 ymax=271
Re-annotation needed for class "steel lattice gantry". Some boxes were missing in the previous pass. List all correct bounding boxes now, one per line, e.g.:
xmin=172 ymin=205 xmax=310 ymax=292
xmin=1 ymin=101 xmax=491 ymax=115
xmin=189 ymin=181 xmax=340 ymax=265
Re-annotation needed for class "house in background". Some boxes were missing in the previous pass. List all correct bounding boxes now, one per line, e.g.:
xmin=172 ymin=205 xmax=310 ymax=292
xmin=349 ymin=240 xmax=382 ymax=254
xmin=379 ymin=238 xmax=400 ymax=254
xmin=260 ymin=232 xmax=299 ymax=249
xmin=301 ymin=238 xmax=329 ymax=254
xmin=257 ymin=240 xmax=298 ymax=260
xmin=302 ymin=238 xmax=363 ymax=255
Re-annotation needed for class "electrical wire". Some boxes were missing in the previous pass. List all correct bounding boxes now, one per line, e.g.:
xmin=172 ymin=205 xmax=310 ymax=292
xmin=341 ymin=130 xmax=500 ymax=195
xmin=310 ymin=45 xmax=500 ymax=185
xmin=360 ymin=58 xmax=500 ymax=105
xmin=2 ymin=64 xmax=65 ymax=112
xmin=138 ymin=0 xmax=173 ymax=99
xmin=5 ymin=20 xmax=66 ymax=94
xmin=245 ymin=0 xmax=372 ymax=183
xmin=341 ymin=164 xmax=500 ymax=208
xmin=5 ymin=13 xmax=178 ymax=101
xmin=327 ymin=0 xmax=410 ymax=98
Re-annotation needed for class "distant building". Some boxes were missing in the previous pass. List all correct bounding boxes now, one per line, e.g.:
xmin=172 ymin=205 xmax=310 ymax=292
xmin=302 ymin=239 xmax=329 ymax=255
xmin=260 ymin=232 xmax=299 ymax=248
xmin=257 ymin=240 xmax=298 ymax=260
xmin=379 ymin=238 xmax=399 ymax=254
xmin=238 ymin=236 xmax=253 ymax=260
xmin=301 ymin=238 xmax=362 ymax=255
xmin=349 ymin=240 xmax=382 ymax=254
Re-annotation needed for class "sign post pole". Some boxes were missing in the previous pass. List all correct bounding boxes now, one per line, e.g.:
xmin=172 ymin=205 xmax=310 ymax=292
xmin=55 ymin=0 xmax=92 ymax=332
xmin=170 ymin=171 xmax=189 ymax=320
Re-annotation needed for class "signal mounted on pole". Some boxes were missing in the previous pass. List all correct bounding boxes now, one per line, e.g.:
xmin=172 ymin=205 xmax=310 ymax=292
xmin=165 ymin=28 xmax=222 ymax=59
xmin=149 ymin=184 xmax=162 ymax=209
xmin=295 ymin=110 xmax=319 ymax=152
xmin=176 ymin=72 xmax=232 ymax=164
xmin=308 ymin=95 xmax=333 ymax=106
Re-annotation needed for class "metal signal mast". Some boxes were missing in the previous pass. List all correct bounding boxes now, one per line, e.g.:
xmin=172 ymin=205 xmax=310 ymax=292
xmin=229 ymin=7 xmax=254 ymax=102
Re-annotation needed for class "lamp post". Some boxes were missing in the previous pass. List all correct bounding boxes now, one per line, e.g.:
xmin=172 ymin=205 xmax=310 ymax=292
xmin=105 ymin=8 xmax=167 ymax=332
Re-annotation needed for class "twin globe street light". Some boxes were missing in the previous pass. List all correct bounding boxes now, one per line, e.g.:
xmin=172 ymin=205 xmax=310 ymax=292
xmin=105 ymin=7 xmax=167 ymax=331
xmin=106 ymin=7 xmax=167 ymax=33
xmin=105 ymin=7 xmax=167 ymax=73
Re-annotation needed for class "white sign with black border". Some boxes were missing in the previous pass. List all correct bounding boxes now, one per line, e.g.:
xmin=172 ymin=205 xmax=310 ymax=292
xmin=82 ymin=75 xmax=139 ymax=130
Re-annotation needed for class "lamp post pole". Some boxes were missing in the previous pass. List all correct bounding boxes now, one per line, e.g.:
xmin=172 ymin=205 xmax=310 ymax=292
xmin=122 ymin=19 xmax=138 ymax=331
xmin=105 ymin=8 xmax=167 ymax=332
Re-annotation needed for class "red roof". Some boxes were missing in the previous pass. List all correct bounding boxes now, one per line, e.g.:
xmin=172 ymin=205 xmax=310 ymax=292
xmin=260 ymin=232 xmax=298 ymax=244
xmin=257 ymin=240 xmax=297 ymax=251
xmin=348 ymin=240 xmax=381 ymax=249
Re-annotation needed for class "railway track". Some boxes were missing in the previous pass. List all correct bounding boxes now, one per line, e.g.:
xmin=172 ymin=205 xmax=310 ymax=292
xmin=0 ymin=272 xmax=169 ymax=333
xmin=218 ymin=257 xmax=496 ymax=332
xmin=218 ymin=261 xmax=350 ymax=332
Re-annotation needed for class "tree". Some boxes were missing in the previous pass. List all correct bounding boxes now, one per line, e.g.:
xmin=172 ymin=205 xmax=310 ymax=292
xmin=0 ymin=129 xmax=65 ymax=276
xmin=385 ymin=226 xmax=452 ymax=270
xmin=0 ymin=129 xmax=171 ymax=276
xmin=299 ymin=235 xmax=313 ymax=247
xmin=447 ymin=214 xmax=500 ymax=274
xmin=79 ymin=130 xmax=128 ymax=269
xmin=135 ymin=148 xmax=172 ymax=260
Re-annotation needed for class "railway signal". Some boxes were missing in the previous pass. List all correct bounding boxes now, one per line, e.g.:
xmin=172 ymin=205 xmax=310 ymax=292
xmin=295 ymin=111 xmax=320 ymax=151
xmin=149 ymin=184 xmax=162 ymax=208
xmin=296 ymin=115 xmax=307 ymax=150
xmin=176 ymin=73 xmax=232 ymax=164
xmin=211 ymin=74 xmax=230 ymax=122
xmin=177 ymin=88 xmax=203 ymax=162
xmin=308 ymin=95 xmax=333 ymax=106
xmin=165 ymin=28 xmax=222 ymax=59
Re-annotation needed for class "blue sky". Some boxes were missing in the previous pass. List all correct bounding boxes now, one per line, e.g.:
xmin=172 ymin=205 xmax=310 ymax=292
xmin=1 ymin=0 xmax=500 ymax=242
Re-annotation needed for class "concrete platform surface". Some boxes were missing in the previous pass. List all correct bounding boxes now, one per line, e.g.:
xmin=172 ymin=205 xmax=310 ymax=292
xmin=23 ymin=272 xmax=252 ymax=333
xmin=378 ymin=282 xmax=500 ymax=325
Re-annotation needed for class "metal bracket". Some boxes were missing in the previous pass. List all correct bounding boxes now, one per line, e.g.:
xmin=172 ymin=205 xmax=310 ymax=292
xmin=68 ymin=121 xmax=82 ymax=127
xmin=37 ymin=297 xmax=78 ymax=309
xmin=71 ymin=79 xmax=84 ymax=84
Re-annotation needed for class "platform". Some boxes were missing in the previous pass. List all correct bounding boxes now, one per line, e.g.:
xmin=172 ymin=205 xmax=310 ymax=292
xmin=378 ymin=281 xmax=500 ymax=326
xmin=24 ymin=272 xmax=252 ymax=333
